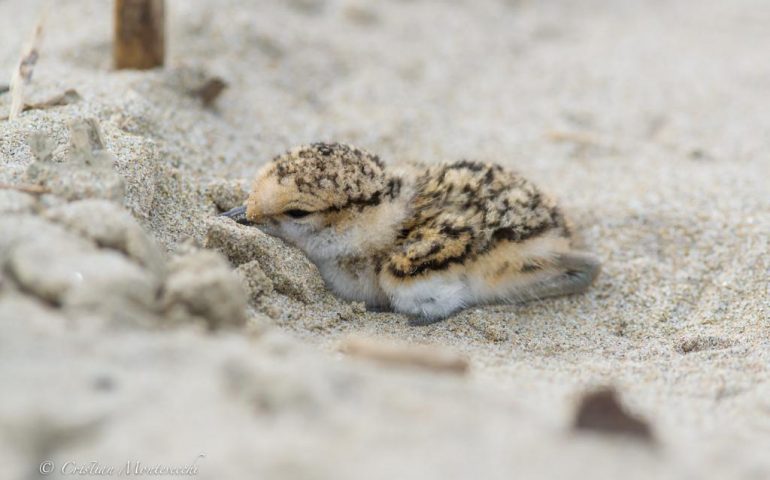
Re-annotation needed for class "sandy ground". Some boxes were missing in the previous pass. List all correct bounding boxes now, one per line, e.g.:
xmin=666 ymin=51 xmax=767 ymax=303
xmin=1 ymin=0 xmax=769 ymax=479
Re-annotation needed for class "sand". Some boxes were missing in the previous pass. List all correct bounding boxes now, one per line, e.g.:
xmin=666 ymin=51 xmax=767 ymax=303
xmin=0 ymin=0 xmax=768 ymax=478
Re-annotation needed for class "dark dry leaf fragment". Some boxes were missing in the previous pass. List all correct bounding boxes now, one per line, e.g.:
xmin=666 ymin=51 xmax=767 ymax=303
xmin=573 ymin=387 xmax=653 ymax=441
xmin=193 ymin=77 xmax=228 ymax=106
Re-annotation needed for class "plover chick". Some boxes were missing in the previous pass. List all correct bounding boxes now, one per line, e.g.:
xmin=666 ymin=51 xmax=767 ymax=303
xmin=221 ymin=143 xmax=600 ymax=325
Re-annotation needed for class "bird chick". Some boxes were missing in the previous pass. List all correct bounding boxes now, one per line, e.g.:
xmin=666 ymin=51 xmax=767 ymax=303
xmin=221 ymin=143 xmax=600 ymax=325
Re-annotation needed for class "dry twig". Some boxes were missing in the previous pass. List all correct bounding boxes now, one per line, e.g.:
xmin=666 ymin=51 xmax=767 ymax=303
xmin=0 ymin=183 xmax=51 ymax=195
xmin=0 ymin=89 xmax=80 ymax=121
xmin=339 ymin=336 xmax=469 ymax=374
xmin=7 ymin=7 xmax=48 ymax=121
xmin=546 ymin=130 xmax=602 ymax=147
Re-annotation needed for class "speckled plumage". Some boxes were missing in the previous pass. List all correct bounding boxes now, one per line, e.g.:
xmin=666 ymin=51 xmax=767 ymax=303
xmin=224 ymin=143 xmax=600 ymax=324
xmin=387 ymin=160 xmax=569 ymax=278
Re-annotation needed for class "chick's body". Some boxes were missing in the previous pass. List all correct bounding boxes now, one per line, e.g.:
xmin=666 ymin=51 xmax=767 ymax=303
xmin=226 ymin=143 xmax=599 ymax=324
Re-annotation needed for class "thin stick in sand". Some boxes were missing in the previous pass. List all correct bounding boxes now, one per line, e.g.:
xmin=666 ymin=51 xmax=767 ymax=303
xmin=0 ymin=183 xmax=51 ymax=195
xmin=339 ymin=336 xmax=470 ymax=374
xmin=546 ymin=130 xmax=603 ymax=147
xmin=0 ymin=89 xmax=81 ymax=121
xmin=7 ymin=7 xmax=48 ymax=121
xmin=114 ymin=0 xmax=166 ymax=70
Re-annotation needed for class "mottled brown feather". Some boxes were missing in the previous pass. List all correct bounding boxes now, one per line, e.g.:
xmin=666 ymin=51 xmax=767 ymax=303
xmin=385 ymin=160 xmax=568 ymax=278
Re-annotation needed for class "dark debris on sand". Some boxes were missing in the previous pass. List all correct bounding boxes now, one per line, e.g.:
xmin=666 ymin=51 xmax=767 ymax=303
xmin=573 ymin=387 xmax=654 ymax=441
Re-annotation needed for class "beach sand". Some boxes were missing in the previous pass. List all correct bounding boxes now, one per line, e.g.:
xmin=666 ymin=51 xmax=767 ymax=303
xmin=1 ymin=1 xmax=768 ymax=478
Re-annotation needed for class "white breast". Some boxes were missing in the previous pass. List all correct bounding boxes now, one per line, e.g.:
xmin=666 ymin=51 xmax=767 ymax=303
xmin=314 ymin=257 xmax=389 ymax=308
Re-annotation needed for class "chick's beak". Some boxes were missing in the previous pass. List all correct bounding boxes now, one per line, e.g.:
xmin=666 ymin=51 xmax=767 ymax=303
xmin=219 ymin=205 xmax=253 ymax=225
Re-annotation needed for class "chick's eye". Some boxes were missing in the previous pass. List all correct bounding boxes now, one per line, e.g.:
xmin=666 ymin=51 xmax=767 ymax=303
xmin=284 ymin=209 xmax=312 ymax=218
